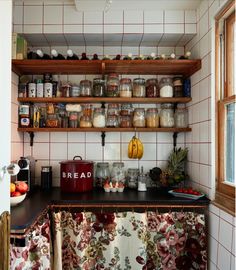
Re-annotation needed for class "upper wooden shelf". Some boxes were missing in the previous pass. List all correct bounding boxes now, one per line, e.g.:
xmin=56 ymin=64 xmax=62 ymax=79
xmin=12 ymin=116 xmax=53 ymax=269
xmin=17 ymin=97 xmax=192 ymax=104
xmin=12 ymin=59 xmax=201 ymax=77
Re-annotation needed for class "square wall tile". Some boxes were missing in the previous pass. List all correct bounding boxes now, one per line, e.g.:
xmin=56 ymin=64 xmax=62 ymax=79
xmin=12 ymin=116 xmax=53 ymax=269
xmin=24 ymin=25 xmax=43 ymax=34
xmin=63 ymin=24 xmax=83 ymax=34
xmin=24 ymin=5 xmax=43 ymax=24
xmin=104 ymin=143 xmax=120 ymax=160
xmin=124 ymin=10 xmax=143 ymax=24
xmin=219 ymin=218 xmax=233 ymax=251
xmin=33 ymin=143 xmax=49 ymax=159
xmin=157 ymin=144 xmax=173 ymax=161
xmin=144 ymin=10 xmax=163 ymax=24
xmin=142 ymin=143 xmax=156 ymax=161
xmin=209 ymin=235 xmax=218 ymax=265
xmin=49 ymin=160 xmax=61 ymax=178
xmin=199 ymin=100 xmax=209 ymax=122
xmin=11 ymin=143 xmax=24 ymax=162
xmin=104 ymin=10 xmax=123 ymax=24
xmin=50 ymin=143 xmax=67 ymax=160
xmin=68 ymin=143 xmax=85 ymax=160
xmin=209 ymin=212 xmax=219 ymax=240
xmin=13 ymin=5 xmax=23 ymax=25
xmin=185 ymin=10 xmax=197 ymax=23
xmin=144 ymin=24 xmax=163 ymax=34
xmin=200 ymin=144 xmax=209 ymax=165
xmin=165 ymin=10 xmax=184 ymax=23
xmin=164 ymin=24 xmax=184 ymax=34
xmin=185 ymin=24 xmax=197 ymax=34
xmin=68 ymin=132 xmax=85 ymax=143
xmin=218 ymin=244 xmax=231 ymax=270
xmin=231 ymin=255 xmax=235 ymax=270
xmin=199 ymin=12 xmax=209 ymax=39
xmin=44 ymin=25 xmax=63 ymax=34
xmin=105 ymin=133 xmax=121 ymax=143
xmin=84 ymin=11 xmax=103 ymax=24
xmin=35 ymin=160 xmax=49 ymax=178
xmin=44 ymin=5 xmax=63 ymax=24
xmin=64 ymin=6 xmax=83 ymax=24
xmin=50 ymin=132 xmax=67 ymax=143
xmin=84 ymin=25 xmax=103 ymax=34
xmin=86 ymin=143 xmax=103 ymax=160
xmin=199 ymin=121 xmax=209 ymax=142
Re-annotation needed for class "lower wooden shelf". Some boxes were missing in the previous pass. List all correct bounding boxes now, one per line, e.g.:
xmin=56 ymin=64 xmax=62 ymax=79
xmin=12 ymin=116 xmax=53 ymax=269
xmin=18 ymin=127 xmax=191 ymax=132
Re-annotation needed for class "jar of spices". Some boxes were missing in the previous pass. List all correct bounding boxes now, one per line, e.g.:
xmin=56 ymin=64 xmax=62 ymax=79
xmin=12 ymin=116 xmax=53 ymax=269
xmin=107 ymin=103 xmax=120 ymax=116
xmin=93 ymin=108 xmax=106 ymax=127
xmin=80 ymin=115 xmax=92 ymax=127
xmin=133 ymin=108 xmax=145 ymax=127
xmin=61 ymin=82 xmax=71 ymax=97
xmin=120 ymin=103 xmax=133 ymax=116
xmin=95 ymin=162 xmax=110 ymax=187
xmin=119 ymin=78 xmax=132 ymax=97
xmin=133 ymin=78 xmax=146 ymax=97
xmin=82 ymin=104 xmax=93 ymax=117
xmin=126 ymin=168 xmax=139 ymax=189
xmin=106 ymin=115 xmax=119 ymax=127
xmin=120 ymin=115 xmax=131 ymax=127
xmin=93 ymin=78 xmax=105 ymax=97
xmin=69 ymin=112 xmax=78 ymax=128
xmin=174 ymin=104 xmax=188 ymax=127
xmin=173 ymin=77 xmax=183 ymax=97
xmin=111 ymin=162 xmax=125 ymax=184
xmin=160 ymin=103 xmax=174 ymax=127
xmin=159 ymin=77 xmax=173 ymax=97
xmin=46 ymin=114 xmax=59 ymax=128
xmin=146 ymin=108 xmax=159 ymax=128
xmin=36 ymin=79 xmax=44 ymax=97
xmin=146 ymin=78 xmax=159 ymax=97
xmin=70 ymin=85 xmax=80 ymax=97
xmin=106 ymin=73 xmax=119 ymax=97
xmin=80 ymin=80 xmax=92 ymax=97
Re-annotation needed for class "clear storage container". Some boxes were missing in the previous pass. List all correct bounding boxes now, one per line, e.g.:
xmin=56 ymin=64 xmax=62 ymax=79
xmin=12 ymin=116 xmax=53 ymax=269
xmin=111 ymin=162 xmax=125 ymax=184
xmin=92 ymin=108 xmax=106 ymax=127
xmin=119 ymin=78 xmax=132 ymax=97
xmin=133 ymin=108 xmax=145 ymax=127
xmin=146 ymin=108 xmax=159 ymax=128
xmin=95 ymin=162 xmax=110 ymax=187
xmin=93 ymin=78 xmax=105 ymax=97
xmin=159 ymin=77 xmax=173 ymax=97
xmin=174 ymin=104 xmax=188 ymax=127
xmin=133 ymin=78 xmax=146 ymax=97
xmin=126 ymin=168 xmax=139 ymax=189
xmin=80 ymin=80 xmax=92 ymax=97
xmin=106 ymin=74 xmax=119 ymax=97
xmin=173 ymin=77 xmax=183 ymax=97
xmin=160 ymin=103 xmax=174 ymax=127
xmin=146 ymin=78 xmax=159 ymax=97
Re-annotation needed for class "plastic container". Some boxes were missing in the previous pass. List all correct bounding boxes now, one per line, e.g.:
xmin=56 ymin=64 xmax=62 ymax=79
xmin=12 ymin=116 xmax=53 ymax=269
xmin=146 ymin=108 xmax=159 ymax=128
xmin=159 ymin=77 xmax=173 ymax=97
xmin=133 ymin=78 xmax=146 ymax=97
xmin=160 ymin=103 xmax=174 ymax=127
xmin=133 ymin=108 xmax=145 ymax=127
xmin=119 ymin=78 xmax=132 ymax=97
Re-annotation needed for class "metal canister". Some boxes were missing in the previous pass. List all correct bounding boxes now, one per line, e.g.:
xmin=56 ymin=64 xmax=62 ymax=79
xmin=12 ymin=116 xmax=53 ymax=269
xmin=28 ymin=82 xmax=36 ymax=97
xmin=41 ymin=166 xmax=52 ymax=190
xmin=44 ymin=82 xmax=53 ymax=97
xmin=36 ymin=79 xmax=44 ymax=97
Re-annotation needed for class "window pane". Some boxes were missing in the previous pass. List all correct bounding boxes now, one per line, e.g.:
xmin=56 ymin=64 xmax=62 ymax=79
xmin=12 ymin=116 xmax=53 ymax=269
xmin=225 ymin=102 xmax=235 ymax=184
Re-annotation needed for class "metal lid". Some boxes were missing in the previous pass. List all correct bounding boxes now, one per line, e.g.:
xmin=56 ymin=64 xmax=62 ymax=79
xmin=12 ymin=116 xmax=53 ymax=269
xmin=60 ymin=156 xmax=94 ymax=165
xmin=41 ymin=166 xmax=52 ymax=172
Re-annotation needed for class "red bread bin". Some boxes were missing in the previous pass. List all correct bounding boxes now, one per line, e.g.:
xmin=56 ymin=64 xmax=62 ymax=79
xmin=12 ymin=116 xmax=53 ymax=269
xmin=60 ymin=156 xmax=94 ymax=193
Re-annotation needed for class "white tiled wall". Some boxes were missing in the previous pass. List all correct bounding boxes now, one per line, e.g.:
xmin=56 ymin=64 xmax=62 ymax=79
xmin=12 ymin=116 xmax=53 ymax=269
xmin=185 ymin=0 xmax=235 ymax=269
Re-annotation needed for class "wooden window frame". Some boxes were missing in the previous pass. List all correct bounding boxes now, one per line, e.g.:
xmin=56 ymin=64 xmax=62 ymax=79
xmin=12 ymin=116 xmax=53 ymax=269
xmin=215 ymin=0 xmax=235 ymax=215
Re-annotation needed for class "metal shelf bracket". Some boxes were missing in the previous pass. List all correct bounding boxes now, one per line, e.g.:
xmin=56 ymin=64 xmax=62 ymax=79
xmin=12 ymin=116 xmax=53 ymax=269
xmin=101 ymin=131 xmax=106 ymax=147
xmin=28 ymin=132 xmax=34 ymax=147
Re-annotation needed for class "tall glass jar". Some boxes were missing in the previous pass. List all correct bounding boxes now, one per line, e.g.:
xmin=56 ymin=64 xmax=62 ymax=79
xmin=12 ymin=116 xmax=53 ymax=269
xmin=160 ymin=103 xmax=174 ymax=127
xmin=146 ymin=78 xmax=159 ymax=97
xmin=93 ymin=108 xmax=106 ymax=127
xmin=159 ymin=77 xmax=173 ymax=97
xmin=133 ymin=78 xmax=146 ymax=97
xmin=111 ymin=162 xmax=125 ymax=184
xmin=106 ymin=73 xmax=119 ymax=97
xmin=146 ymin=108 xmax=159 ymax=128
xmin=126 ymin=168 xmax=139 ymax=189
xmin=133 ymin=108 xmax=145 ymax=127
xmin=119 ymin=78 xmax=132 ymax=97
xmin=174 ymin=104 xmax=188 ymax=127
xmin=95 ymin=162 xmax=110 ymax=187
xmin=173 ymin=77 xmax=183 ymax=97
xmin=80 ymin=80 xmax=92 ymax=96
xmin=93 ymin=78 xmax=105 ymax=97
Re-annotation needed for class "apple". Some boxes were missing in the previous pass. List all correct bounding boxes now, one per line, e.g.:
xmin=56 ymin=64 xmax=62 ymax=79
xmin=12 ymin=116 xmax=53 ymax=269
xmin=15 ymin=181 xmax=28 ymax=194
xmin=11 ymin=191 xmax=22 ymax=197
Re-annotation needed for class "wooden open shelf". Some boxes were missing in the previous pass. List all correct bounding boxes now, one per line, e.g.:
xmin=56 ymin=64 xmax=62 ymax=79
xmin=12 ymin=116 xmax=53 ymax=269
xmin=12 ymin=59 xmax=201 ymax=77
xmin=17 ymin=97 xmax=192 ymax=104
xmin=18 ymin=127 xmax=191 ymax=132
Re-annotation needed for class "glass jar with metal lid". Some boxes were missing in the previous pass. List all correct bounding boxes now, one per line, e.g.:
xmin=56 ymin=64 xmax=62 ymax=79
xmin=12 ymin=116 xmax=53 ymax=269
xmin=146 ymin=78 xmax=159 ymax=97
xmin=173 ymin=77 xmax=183 ymax=97
xmin=111 ymin=162 xmax=125 ymax=184
xmin=133 ymin=78 xmax=146 ymax=97
xmin=106 ymin=73 xmax=119 ymax=97
xmin=133 ymin=108 xmax=145 ymax=127
xmin=174 ymin=104 xmax=188 ymax=127
xmin=146 ymin=108 xmax=159 ymax=128
xmin=120 ymin=115 xmax=132 ymax=127
xmin=159 ymin=77 xmax=173 ymax=97
xmin=160 ymin=103 xmax=174 ymax=127
xmin=95 ymin=162 xmax=110 ymax=187
xmin=119 ymin=78 xmax=132 ymax=97
xmin=106 ymin=115 xmax=119 ymax=127
xmin=107 ymin=103 xmax=120 ymax=116
xmin=120 ymin=103 xmax=133 ymax=116
xmin=93 ymin=78 xmax=106 ymax=97
xmin=80 ymin=115 xmax=92 ymax=127
xmin=93 ymin=108 xmax=106 ymax=127
xmin=70 ymin=85 xmax=80 ymax=97
xmin=80 ymin=80 xmax=92 ymax=96
xmin=126 ymin=168 xmax=139 ymax=189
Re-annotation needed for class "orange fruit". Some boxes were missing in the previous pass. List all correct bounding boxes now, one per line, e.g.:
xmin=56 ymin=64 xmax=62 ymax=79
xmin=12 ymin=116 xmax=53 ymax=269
xmin=10 ymin=183 xmax=16 ymax=193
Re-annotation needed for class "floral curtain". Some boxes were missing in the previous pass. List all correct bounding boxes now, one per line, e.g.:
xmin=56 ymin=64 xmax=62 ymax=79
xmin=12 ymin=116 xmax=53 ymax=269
xmin=10 ymin=213 xmax=51 ymax=270
xmin=52 ymin=211 xmax=207 ymax=270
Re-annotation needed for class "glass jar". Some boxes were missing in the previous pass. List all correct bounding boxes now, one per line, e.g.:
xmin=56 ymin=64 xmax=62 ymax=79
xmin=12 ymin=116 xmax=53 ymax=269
xmin=80 ymin=80 xmax=92 ymax=97
xmin=120 ymin=115 xmax=132 ymax=127
xmin=120 ymin=103 xmax=133 ymax=116
xmin=146 ymin=108 xmax=159 ymax=128
xmin=159 ymin=77 xmax=173 ymax=97
xmin=107 ymin=103 xmax=120 ymax=116
xmin=93 ymin=108 xmax=106 ymax=127
xmin=46 ymin=114 xmax=59 ymax=128
xmin=174 ymin=104 xmax=188 ymax=127
xmin=80 ymin=115 xmax=92 ymax=127
xmin=95 ymin=162 xmax=110 ymax=188
xmin=93 ymin=78 xmax=106 ymax=97
xmin=111 ymin=162 xmax=125 ymax=184
xmin=106 ymin=115 xmax=119 ymax=127
xmin=173 ymin=77 xmax=183 ymax=97
xmin=146 ymin=78 xmax=159 ymax=97
xmin=133 ymin=78 xmax=146 ymax=97
xmin=69 ymin=112 xmax=78 ymax=128
xmin=126 ymin=168 xmax=139 ymax=189
xmin=160 ymin=103 xmax=174 ymax=127
xmin=133 ymin=108 xmax=145 ymax=127
xmin=82 ymin=104 xmax=93 ymax=117
xmin=61 ymin=82 xmax=71 ymax=97
xmin=106 ymin=73 xmax=119 ymax=97
xmin=70 ymin=85 xmax=80 ymax=97
xmin=119 ymin=78 xmax=132 ymax=97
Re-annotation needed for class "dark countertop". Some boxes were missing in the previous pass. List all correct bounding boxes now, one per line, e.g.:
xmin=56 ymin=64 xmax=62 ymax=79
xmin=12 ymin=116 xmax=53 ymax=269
xmin=11 ymin=187 xmax=210 ymax=233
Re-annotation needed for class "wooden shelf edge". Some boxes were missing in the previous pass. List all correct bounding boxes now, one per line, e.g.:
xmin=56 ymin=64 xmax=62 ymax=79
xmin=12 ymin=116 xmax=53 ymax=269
xmin=18 ymin=127 xmax=192 ymax=132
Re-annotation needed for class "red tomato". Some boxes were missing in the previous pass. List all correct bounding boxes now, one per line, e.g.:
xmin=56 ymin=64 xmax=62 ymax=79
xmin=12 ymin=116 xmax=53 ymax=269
xmin=11 ymin=191 xmax=22 ymax=197
xmin=15 ymin=181 xmax=28 ymax=194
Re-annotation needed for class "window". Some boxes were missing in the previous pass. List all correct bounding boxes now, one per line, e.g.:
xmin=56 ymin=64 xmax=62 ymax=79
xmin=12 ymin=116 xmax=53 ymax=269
xmin=215 ymin=1 xmax=235 ymax=215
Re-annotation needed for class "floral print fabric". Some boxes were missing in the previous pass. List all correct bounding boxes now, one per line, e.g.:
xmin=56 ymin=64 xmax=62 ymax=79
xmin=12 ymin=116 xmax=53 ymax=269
xmin=52 ymin=211 xmax=207 ymax=270
xmin=10 ymin=214 xmax=51 ymax=270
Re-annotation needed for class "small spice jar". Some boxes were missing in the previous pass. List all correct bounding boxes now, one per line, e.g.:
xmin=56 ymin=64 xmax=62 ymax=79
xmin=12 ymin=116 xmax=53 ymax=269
xmin=93 ymin=78 xmax=105 ymax=97
xmin=173 ymin=77 xmax=183 ymax=97
xmin=61 ymin=82 xmax=71 ymax=97
xmin=159 ymin=77 xmax=173 ymax=97
xmin=133 ymin=108 xmax=145 ymax=127
xmin=119 ymin=78 xmax=132 ymax=97
xmin=106 ymin=73 xmax=119 ymax=97
xmin=107 ymin=103 xmax=120 ymax=116
xmin=69 ymin=112 xmax=78 ymax=128
xmin=95 ymin=162 xmax=110 ymax=188
xmin=80 ymin=115 xmax=92 ymax=127
xmin=146 ymin=108 xmax=159 ymax=128
xmin=80 ymin=80 xmax=92 ymax=97
xmin=120 ymin=115 xmax=132 ymax=127
xmin=174 ymin=104 xmax=188 ymax=127
xmin=93 ymin=108 xmax=106 ymax=127
xmin=82 ymin=104 xmax=93 ymax=117
xmin=160 ymin=103 xmax=174 ymax=127
xmin=70 ymin=85 xmax=80 ymax=97
xmin=106 ymin=115 xmax=119 ymax=127
xmin=133 ymin=78 xmax=146 ymax=97
xmin=146 ymin=78 xmax=159 ymax=97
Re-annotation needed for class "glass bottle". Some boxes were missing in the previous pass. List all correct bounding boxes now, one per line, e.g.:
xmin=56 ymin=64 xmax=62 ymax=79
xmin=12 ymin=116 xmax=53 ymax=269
xmin=95 ymin=162 xmax=110 ymax=187
xmin=106 ymin=73 xmax=119 ymax=97
xmin=80 ymin=80 xmax=92 ymax=97
xmin=111 ymin=162 xmax=125 ymax=185
xmin=119 ymin=78 xmax=132 ymax=97
xmin=160 ymin=103 xmax=174 ymax=127
xmin=159 ymin=77 xmax=173 ymax=97
xmin=146 ymin=108 xmax=159 ymax=128
xmin=174 ymin=104 xmax=188 ymax=127
xmin=93 ymin=108 xmax=106 ymax=128
xmin=133 ymin=78 xmax=146 ymax=97
xmin=133 ymin=108 xmax=145 ymax=127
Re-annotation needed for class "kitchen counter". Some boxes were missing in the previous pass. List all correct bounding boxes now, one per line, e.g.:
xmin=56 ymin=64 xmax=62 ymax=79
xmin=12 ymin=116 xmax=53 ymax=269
xmin=11 ymin=187 xmax=210 ymax=233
